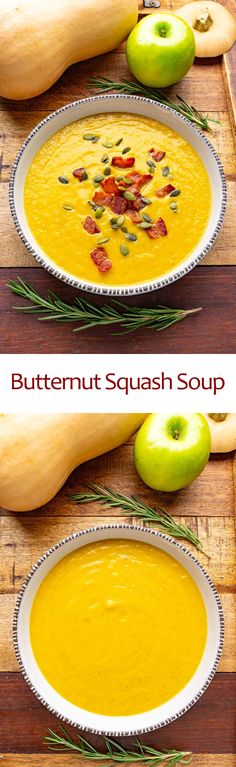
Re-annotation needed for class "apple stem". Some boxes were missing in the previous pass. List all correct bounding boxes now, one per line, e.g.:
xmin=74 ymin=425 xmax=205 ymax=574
xmin=173 ymin=429 xmax=181 ymax=440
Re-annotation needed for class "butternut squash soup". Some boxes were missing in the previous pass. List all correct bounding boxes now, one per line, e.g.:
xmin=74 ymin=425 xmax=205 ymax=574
xmin=30 ymin=540 xmax=207 ymax=715
xmin=24 ymin=113 xmax=211 ymax=286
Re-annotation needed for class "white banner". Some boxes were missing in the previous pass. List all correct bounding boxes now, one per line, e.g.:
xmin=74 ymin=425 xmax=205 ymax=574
xmin=0 ymin=354 xmax=234 ymax=412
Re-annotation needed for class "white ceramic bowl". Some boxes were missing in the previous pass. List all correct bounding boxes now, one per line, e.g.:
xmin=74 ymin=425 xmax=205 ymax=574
xmin=13 ymin=524 xmax=224 ymax=736
xmin=10 ymin=95 xmax=226 ymax=297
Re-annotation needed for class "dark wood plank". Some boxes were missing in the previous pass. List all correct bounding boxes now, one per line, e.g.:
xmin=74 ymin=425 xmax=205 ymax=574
xmin=0 ymin=50 xmax=227 ymax=114
xmin=0 ymin=673 xmax=235 ymax=754
xmin=1 ymin=756 xmax=235 ymax=767
xmin=223 ymin=47 xmax=236 ymax=150
xmin=1 ymin=450 xmax=234 ymax=520
xmin=1 ymin=266 xmax=236 ymax=353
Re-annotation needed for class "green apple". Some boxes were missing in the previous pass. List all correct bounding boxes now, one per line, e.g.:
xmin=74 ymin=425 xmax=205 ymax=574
xmin=134 ymin=413 xmax=210 ymax=492
xmin=126 ymin=12 xmax=195 ymax=88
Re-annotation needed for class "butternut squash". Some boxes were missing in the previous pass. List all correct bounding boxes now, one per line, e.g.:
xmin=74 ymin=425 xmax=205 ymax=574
xmin=0 ymin=413 xmax=145 ymax=512
xmin=0 ymin=0 xmax=138 ymax=100
xmin=204 ymin=413 xmax=236 ymax=453
xmin=178 ymin=1 xmax=236 ymax=58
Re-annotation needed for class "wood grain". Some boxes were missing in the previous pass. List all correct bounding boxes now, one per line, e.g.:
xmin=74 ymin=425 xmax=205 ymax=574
xmin=1 ymin=266 xmax=236 ymax=354
xmin=1 ymin=515 xmax=235 ymax=594
xmin=0 ymin=52 xmax=228 ymax=114
xmin=0 ymin=1 xmax=235 ymax=355
xmin=1 ymin=449 xmax=234 ymax=519
xmin=1 ymin=110 xmax=234 ymax=183
xmin=0 ymin=445 xmax=235 ymax=759
xmin=1 ymin=757 xmax=236 ymax=767
xmin=0 ymin=673 xmax=235 ymax=754
xmin=0 ymin=0 xmax=236 ymax=762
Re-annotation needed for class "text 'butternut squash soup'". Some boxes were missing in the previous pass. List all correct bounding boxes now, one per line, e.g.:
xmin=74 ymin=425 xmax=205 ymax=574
xmin=30 ymin=540 xmax=207 ymax=716
xmin=24 ymin=113 xmax=211 ymax=287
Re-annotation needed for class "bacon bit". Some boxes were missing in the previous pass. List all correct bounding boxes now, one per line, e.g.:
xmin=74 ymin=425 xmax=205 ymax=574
xmin=101 ymin=176 xmax=120 ymax=196
xmin=125 ymin=196 xmax=145 ymax=212
xmin=149 ymin=149 xmax=166 ymax=162
xmin=93 ymin=191 xmax=112 ymax=206
xmin=111 ymin=156 xmax=135 ymax=168
xmin=126 ymin=210 xmax=142 ymax=224
xmin=73 ymin=167 xmax=87 ymax=181
xmin=147 ymin=217 xmax=167 ymax=239
xmin=91 ymin=247 xmax=112 ymax=273
xmin=126 ymin=171 xmax=141 ymax=183
xmin=83 ymin=215 xmax=100 ymax=234
xmin=109 ymin=196 xmax=128 ymax=214
xmin=126 ymin=171 xmax=153 ymax=189
xmin=125 ymin=183 xmax=140 ymax=197
xmin=132 ymin=197 xmax=147 ymax=211
xmin=137 ymin=173 xmax=153 ymax=188
xmin=121 ymin=173 xmax=153 ymax=200
xmin=156 ymin=184 xmax=175 ymax=198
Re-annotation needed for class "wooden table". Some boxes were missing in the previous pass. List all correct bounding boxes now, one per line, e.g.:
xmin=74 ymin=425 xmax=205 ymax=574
xmin=0 ymin=437 xmax=236 ymax=766
xmin=0 ymin=0 xmax=236 ymax=353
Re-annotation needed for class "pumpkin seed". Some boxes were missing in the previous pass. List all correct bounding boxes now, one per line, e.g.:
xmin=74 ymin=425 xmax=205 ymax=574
xmin=124 ymin=191 xmax=136 ymax=201
xmin=91 ymin=136 xmax=99 ymax=143
xmin=83 ymin=134 xmax=99 ymax=141
xmin=162 ymin=166 xmax=170 ymax=177
xmin=117 ymin=175 xmax=124 ymax=182
xmin=58 ymin=176 xmax=69 ymax=184
xmin=141 ymin=197 xmax=151 ymax=206
xmin=101 ymin=154 xmax=109 ymax=163
xmin=110 ymin=217 xmax=119 ymax=229
xmin=125 ymin=232 xmax=137 ymax=242
xmin=142 ymin=213 xmax=153 ymax=223
xmin=170 ymin=202 xmax=178 ymax=211
xmin=139 ymin=221 xmax=152 ymax=229
xmin=121 ymin=225 xmax=128 ymax=233
xmin=116 ymin=138 xmax=123 ymax=146
xmin=120 ymin=244 xmax=129 ymax=256
xmin=146 ymin=159 xmax=155 ymax=168
xmin=123 ymin=178 xmax=133 ymax=185
xmin=150 ymin=166 xmax=155 ymax=175
xmin=102 ymin=141 xmax=113 ymax=148
xmin=95 ymin=206 xmax=104 ymax=219
xmin=82 ymin=170 xmax=88 ymax=180
xmin=98 ymin=237 xmax=110 ymax=245
xmin=170 ymin=189 xmax=181 ymax=197
xmin=63 ymin=205 xmax=73 ymax=211
xmin=93 ymin=173 xmax=104 ymax=183
xmin=116 ymin=215 xmax=125 ymax=227
xmin=93 ymin=181 xmax=100 ymax=188
xmin=104 ymin=166 xmax=111 ymax=176
xmin=122 ymin=146 xmax=131 ymax=154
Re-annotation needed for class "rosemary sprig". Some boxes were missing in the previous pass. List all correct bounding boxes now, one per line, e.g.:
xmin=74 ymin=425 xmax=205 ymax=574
xmin=45 ymin=728 xmax=192 ymax=766
xmin=89 ymin=76 xmax=220 ymax=132
xmin=70 ymin=484 xmax=205 ymax=553
xmin=7 ymin=279 xmax=201 ymax=336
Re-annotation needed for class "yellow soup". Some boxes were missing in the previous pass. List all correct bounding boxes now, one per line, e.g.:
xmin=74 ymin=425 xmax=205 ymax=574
xmin=30 ymin=540 xmax=207 ymax=715
xmin=24 ymin=113 xmax=211 ymax=287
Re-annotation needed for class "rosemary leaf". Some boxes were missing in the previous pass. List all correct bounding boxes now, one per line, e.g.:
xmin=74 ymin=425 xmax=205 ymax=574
xmin=89 ymin=77 xmax=220 ymax=132
xmin=70 ymin=484 xmax=205 ymax=553
xmin=7 ymin=278 xmax=201 ymax=336
xmin=45 ymin=729 xmax=192 ymax=765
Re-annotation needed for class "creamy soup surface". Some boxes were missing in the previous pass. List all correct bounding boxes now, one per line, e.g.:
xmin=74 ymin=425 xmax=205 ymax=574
xmin=30 ymin=540 xmax=207 ymax=716
xmin=24 ymin=113 xmax=211 ymax=286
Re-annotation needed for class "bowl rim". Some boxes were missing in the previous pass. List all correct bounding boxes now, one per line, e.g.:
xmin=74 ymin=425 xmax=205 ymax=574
xmin=9 ymin=93 xmax=227 ymax=297
xmin=13 ymin=522 xmax=224 ymax=736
